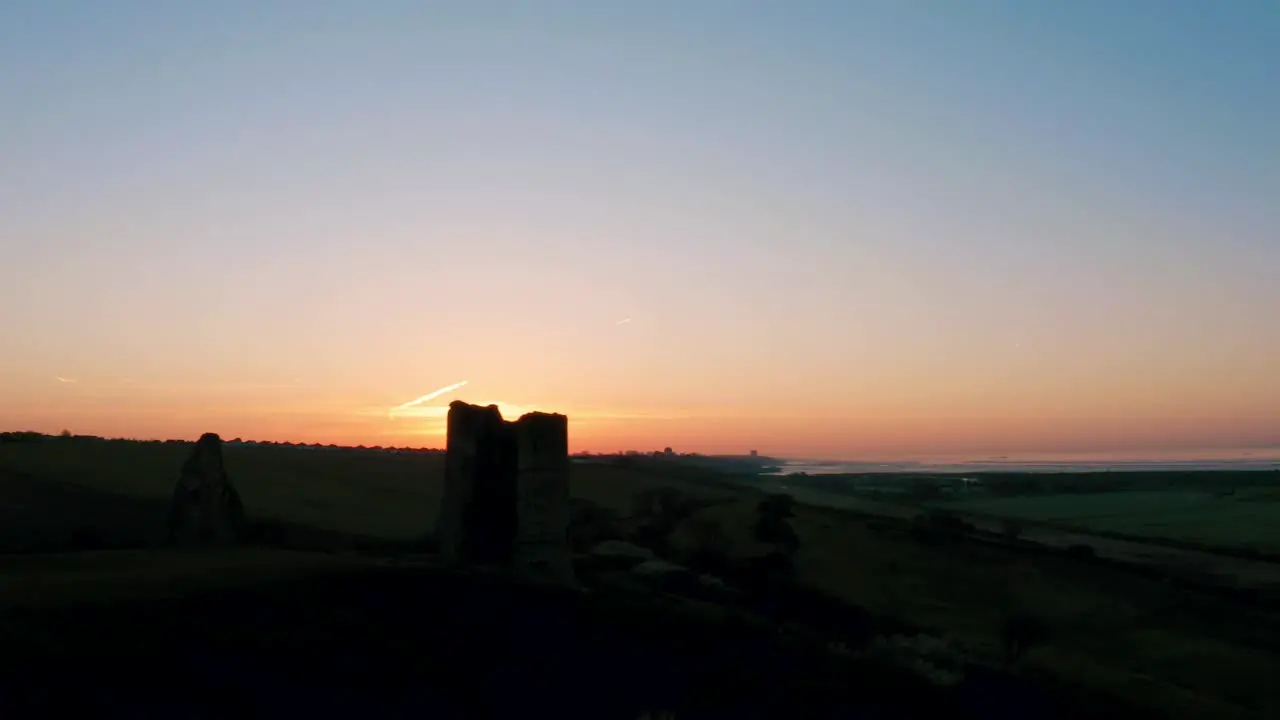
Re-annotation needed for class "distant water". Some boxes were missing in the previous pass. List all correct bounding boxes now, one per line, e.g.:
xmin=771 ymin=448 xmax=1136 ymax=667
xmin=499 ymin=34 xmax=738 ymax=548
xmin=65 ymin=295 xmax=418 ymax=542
xmin=773 ymin=450 xmax=1280 ymax=475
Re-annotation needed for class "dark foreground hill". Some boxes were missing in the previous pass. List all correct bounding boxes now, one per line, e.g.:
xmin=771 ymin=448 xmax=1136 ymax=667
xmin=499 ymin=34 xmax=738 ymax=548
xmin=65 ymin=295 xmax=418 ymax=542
xmin=0 ymin=558 xmax=1148 ymax=720
xmin=3 ymin=439 xmax=1253 ymax=718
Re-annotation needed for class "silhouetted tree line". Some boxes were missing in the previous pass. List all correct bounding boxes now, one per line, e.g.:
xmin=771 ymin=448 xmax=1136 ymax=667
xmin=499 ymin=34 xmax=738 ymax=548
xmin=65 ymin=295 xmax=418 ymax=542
xmin=0 ymin=431 xmax=46 ymax=443
xmin=0 ymin=431 xmax=444 ymax=454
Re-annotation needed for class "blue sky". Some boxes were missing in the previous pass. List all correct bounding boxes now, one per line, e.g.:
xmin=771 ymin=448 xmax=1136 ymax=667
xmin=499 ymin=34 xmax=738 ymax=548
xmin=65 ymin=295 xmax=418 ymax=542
xmin=1 ymin=1 xmax=1277 ymax=456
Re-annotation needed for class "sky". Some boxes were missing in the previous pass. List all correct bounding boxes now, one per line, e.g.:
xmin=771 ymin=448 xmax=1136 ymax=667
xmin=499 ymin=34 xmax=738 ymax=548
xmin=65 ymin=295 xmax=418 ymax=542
xmin=1 ymin=1 xmax=1277 ymax=459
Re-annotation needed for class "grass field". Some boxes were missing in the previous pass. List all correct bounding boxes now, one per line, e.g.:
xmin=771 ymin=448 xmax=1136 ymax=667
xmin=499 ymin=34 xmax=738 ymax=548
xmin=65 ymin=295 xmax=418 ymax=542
xmin=935 ymin=490 xmax=1280 ymax=553
xmin=0 ymin=439 xmax=731 ymax=540
xmin=2 ymin=438 xmax=1279 ymax=719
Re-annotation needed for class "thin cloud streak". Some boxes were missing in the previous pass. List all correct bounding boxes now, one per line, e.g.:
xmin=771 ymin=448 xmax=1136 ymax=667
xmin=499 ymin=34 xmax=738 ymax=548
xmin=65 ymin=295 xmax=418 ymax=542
xmin=388 ymin=380 xmax=469 ymax=418
xmin=387 ymin=399 xmax=541 ymax=421
xmin=380 ymin=404 xmax=691 ymax=423
xmin=391 ymin=404 xmax=695 ymax=437
xmin=615 ymin=317 xmax=632 ymax=325
xmin=54 ymin=377 xmax=77 ymax=383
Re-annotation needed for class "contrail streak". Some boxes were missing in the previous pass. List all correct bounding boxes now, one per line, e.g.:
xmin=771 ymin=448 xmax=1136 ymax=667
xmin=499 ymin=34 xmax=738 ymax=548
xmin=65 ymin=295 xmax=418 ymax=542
xmin=615 ymin=318 xmax=632 ymax=325
xmin=54 ymin=377 xmax=77 ymax=383
xmin=389 ymin=380 xmax=469 ymax=417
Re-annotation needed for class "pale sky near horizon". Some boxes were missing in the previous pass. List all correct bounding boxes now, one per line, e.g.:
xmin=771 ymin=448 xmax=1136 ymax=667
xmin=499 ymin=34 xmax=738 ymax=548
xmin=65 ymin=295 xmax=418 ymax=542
xmin=2 ymin=1 xmax=1277 ymax=459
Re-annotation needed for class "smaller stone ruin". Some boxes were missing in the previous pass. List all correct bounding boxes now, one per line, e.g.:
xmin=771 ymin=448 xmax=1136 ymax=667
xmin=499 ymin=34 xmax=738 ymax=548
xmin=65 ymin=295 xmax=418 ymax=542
xmin=168 ymin=432 xmax=246 ymax=546
xmin=513 ymin=411 xmax=575 ymax=585
xmin=437 ymin=401 xmax=576 ymax=586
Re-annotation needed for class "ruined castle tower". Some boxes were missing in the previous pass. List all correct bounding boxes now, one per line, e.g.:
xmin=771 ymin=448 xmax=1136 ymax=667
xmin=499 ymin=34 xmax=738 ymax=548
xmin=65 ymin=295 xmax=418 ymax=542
xmin=513 ymin=411 xmax=575 ymax=585
xmin=439 ymin=402 xmax=517 ymax=566
xmin=438 ymin=401 xmax=575 ymax=586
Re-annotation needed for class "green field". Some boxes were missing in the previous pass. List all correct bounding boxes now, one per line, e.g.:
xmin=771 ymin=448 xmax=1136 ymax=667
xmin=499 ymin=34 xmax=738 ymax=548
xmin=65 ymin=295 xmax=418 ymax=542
xmin=0 ymin=439 xmax=732 ymax=540
xmin=936 ymin=490 xmax=1280 ymax=553
xmin=3 ymin=438 xmax=1280 ymax=719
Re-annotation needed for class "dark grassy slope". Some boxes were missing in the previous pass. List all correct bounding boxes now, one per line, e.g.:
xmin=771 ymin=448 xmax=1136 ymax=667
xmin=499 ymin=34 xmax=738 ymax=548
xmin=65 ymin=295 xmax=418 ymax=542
xmin=3 ymin=441 xmax=1276 ymax=718
xmin=0 ymin=564 xmax=1144 ymax=720
xmin=0 ymin=467 xmax=405 ymax=554
xmin=0 ymin=468 xmax=164 ymax=551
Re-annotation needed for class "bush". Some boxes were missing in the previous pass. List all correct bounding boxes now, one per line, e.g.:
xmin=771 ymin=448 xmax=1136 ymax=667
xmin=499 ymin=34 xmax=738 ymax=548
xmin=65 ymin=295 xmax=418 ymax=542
xmin=69 ymin=525 xmax=105 ymax=550
xmin=676 ymin=517 xmax=733 ymax=575
xmin=1000 ymin=613 xmax=1048 ymax=665
xmin=631 ymin=487 xmax=691 ymax=520
xmin=1000 ymin=518 xmax=1024 ymax=541
xmin=567 ymin=499 xmax=628 ymax=552
xmin=242 ymin=518 xmax=289 ymax=546
xmin=861 ymin=634 xmax=967 ymax=687
xmin=1065 ymin=543 xmax=1096 ymax=560
xmin=909 ymin=511 xmax=973 ymax=544
xmin=752 ymin=494 xmax=800 ymax=552
xmin=629 ymin=487 xmax=710 ymax=555
xmin=735 ymin=550 xmax=796 ymax=592
xmin=757 ymin=493 xmax=796 ymax=520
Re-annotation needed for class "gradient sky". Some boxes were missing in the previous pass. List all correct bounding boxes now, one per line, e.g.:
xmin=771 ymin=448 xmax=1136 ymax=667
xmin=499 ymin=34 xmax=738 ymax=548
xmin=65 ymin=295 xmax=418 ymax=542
xmin=2 ymin=1 xmax=1277 ymax=459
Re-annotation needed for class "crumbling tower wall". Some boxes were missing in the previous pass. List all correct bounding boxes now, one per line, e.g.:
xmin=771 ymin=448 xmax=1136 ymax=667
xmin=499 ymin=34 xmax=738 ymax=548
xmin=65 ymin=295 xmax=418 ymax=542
xmin=437 ymin=401 xmax=575 ymax=586
xmin=439 ymin=402 xmax=517 ymax=566
xmin=513 ymin=411 xmax=575 ymax=585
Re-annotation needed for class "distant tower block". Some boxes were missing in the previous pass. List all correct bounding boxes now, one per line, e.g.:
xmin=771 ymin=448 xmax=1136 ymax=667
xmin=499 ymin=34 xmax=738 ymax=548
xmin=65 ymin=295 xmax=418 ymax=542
xmin=439 ymin=401 xmax=517 ymax=565
xmin=513 ymin=411 xmax=576 ymax=587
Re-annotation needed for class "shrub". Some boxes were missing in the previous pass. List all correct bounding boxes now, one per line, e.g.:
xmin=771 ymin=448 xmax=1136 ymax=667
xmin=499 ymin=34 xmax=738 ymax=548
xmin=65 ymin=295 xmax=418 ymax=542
xmin=909 ymin=511 xmax=973 ymax=544
xmin=752 ymin=494 xmax=800 ymax=552
xmin=735 ymin=550 xmax=796 ymax=593
xmin=1000 ymin=518 xmax=1024 ymax=541
xmin=629 ymin=487 xmax=707 ymax=555
xmin=243 ymin=518 xmax=289 ymax=546
xmin=860 ymin=633 xmax=967 ymax=687
xmin=1065 ymin=543 xmax=1096 ymax=560
xmin=677 ymin=517 xmax=733 ymax=575
xmin=1000 ymin=613 xmax=1048 ymax=665
xmin=757 ymin=493 xmax=796 ymax=520
xmin=69 ymin=525 xmax=105 ymax=550
xmin=631 ymin=487 xmax=690 ymax=520
xmin=567 ymin=498 xmax=628 ymax=552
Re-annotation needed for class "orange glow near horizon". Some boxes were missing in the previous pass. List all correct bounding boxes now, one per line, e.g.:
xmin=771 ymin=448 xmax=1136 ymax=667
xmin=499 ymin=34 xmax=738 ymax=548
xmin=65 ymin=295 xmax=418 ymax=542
xmin=3 ymin=371 xmax=1277 ymax=461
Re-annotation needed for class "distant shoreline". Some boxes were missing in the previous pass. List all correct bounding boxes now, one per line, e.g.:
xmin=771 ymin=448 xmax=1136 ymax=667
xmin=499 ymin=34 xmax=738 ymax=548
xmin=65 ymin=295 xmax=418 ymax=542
xmin=770 ymin=458 xmax=1280 ymax=475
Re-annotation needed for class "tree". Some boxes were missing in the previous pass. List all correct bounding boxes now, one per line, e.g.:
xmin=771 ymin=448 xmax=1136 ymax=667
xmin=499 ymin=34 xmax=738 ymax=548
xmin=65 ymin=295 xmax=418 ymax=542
xmin=1000 ymin=518 xmax=1024 ymax=541
xmin=753 ymin=494 xmax=800 ymax=553
xmin=1001 ymin=613 xmax=1048 ymax=665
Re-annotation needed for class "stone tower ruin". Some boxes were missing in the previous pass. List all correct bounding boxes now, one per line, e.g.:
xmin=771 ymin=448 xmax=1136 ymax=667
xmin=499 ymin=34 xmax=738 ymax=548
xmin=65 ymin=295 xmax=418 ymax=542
xmin=168 ymin=432 xmax=246 ymax=546
xmin=437 ymin=401 xmax=576 ymax=586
